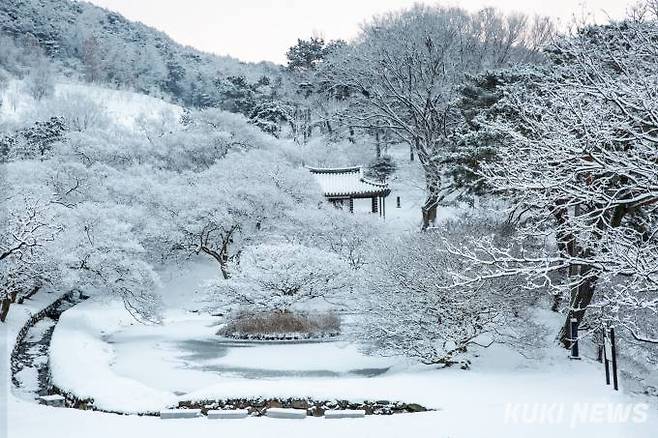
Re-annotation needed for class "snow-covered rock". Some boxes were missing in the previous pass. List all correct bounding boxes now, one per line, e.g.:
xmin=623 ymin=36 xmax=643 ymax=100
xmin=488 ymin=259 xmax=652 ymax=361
xmin=207 ymin=409 xmax=249 ymax=419
xmin=324 ymin=409 xmax=366 ymax=419
xmin=160 ymin=409 xmax=201 ymax=419
xmin=38 ymin=395 xmax=66 ymax=407
xmin=265 ymin=408 xmax=307 ymax=419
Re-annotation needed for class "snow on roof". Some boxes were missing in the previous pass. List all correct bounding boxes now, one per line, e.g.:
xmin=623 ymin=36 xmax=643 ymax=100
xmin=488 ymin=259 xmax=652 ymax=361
xmin=307 ymin=166 xmax=390 ymax=198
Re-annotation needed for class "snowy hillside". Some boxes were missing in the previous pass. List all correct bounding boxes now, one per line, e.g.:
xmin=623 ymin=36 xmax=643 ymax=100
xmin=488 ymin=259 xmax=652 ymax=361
xmin=1 ymin=79 xmax=183 ymax=129
xmin=0 ymin=0 xmax=279 ymax=106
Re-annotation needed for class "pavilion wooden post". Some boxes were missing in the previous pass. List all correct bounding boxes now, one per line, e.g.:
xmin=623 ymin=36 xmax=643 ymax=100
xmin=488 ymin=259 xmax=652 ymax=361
xmin=371 ymin=197 xmax=378 ymax=214
xmin=349 ymin=197 xmax=354 ymax=213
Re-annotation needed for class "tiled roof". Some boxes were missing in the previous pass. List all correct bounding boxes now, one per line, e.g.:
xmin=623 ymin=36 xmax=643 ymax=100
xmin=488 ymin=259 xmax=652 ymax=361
xmin=307 ymin=166 xmax=390 ymax=198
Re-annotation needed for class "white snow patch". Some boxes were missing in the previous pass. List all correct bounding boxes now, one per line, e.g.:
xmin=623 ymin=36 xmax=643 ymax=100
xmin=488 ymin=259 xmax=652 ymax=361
xmin=1 ymin=79 xmax=182 ymax=129
xmin=49 ymin=299 xmax=177 ymax=413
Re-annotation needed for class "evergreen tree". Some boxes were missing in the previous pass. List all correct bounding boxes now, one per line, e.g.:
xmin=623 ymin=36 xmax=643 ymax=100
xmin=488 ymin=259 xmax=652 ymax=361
xmin=365 ymin=155 xmax=397 ymax=182
xmin=286 ymin=37 xmax=326 ymax=72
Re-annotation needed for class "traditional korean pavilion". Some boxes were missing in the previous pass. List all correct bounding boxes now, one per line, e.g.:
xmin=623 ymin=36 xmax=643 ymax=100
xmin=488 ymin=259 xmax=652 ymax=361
xmin=307 ymin=166 xmax=391 ymax=217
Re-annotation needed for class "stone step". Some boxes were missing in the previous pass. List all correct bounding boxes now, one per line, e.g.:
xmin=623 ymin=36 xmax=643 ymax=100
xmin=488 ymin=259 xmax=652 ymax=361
xmin=160 ymin=409 xmax=201 ymax=419
xmin=38 ymin=394 xmax=66 ymax=407
xmin=265 ymin=408 xmax=307 ymax=419
xmin=207 ymin=409 xmax=249 ymax=419
xmin=324 ymin=409 xmax=366 ymax=419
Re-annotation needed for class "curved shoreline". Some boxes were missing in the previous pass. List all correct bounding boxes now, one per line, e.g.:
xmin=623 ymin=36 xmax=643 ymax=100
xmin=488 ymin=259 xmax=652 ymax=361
xmin=10 ymin=297 xmax=430 ymax=417
xmin=10 ymin=291 xmax=86 ymax=390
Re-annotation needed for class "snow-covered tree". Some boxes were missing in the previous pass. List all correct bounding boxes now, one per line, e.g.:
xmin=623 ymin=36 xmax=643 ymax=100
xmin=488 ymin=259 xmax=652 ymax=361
xmin=217 ymin=243 xmax=351 ymax=312
xmin=0 ymin=194 xmax=61 ymax=322
xmin=357 ymin=215 xmax=534 ymax=365
xmin=452 ymin=19 xmax=658 ymax=346
xmin=24 ymin=59 xmax=54 ymax=101
xmin=322 ymin=5 xmax=553 ymax=228
xmin=286 ymin=37 xmax=329 ymax=72
xmin=169 ymin=149 xmax=320 ymax=278
xmin=59 ymin=202 xmax=162 ymax=322
xmin=284 ymin=206 xmax=380 ymax=270
xmin=248 ymin=100 xmax=291 ymax=138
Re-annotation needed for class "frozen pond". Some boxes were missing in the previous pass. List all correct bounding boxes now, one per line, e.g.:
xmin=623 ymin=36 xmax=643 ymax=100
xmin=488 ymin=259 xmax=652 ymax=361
xmin=176 ymin=338 xmax=391 ymax=378
xmin=49 ymin=298 xmax=631 ymax=424
xmin=103 ymin=315 xmax=401 ymax=395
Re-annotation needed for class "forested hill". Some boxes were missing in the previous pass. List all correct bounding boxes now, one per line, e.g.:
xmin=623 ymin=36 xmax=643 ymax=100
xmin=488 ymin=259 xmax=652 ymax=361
xmin=0 ymin=0 xmax=281 ymax=107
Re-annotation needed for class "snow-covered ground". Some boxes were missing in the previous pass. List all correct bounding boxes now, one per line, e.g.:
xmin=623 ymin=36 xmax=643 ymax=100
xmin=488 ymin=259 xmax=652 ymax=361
xmin=8 ymin=393 xmax=653 ymax=438
xmin=1 ymin=79 xmax=182 ymax=129
xmin=379 ymin=144 xmax=464 ymax=231
xmin=2 ymin=259 xmax=650 ymax=437
xmin=5 ymin=263 xmax=658 ymax=438
xmin=8 ymin=304 xmax=657 ymax=438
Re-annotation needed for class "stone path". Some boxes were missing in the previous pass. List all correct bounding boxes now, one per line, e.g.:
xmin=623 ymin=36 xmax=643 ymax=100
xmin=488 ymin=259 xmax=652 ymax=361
xmin=11 ymin=293 xmax=86 ymax=401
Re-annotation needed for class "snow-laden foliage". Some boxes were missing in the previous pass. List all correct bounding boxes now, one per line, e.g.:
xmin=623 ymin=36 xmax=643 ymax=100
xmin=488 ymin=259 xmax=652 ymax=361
xmin=1 ymin=152 xmax=164 ymax=322
xmin=453 ymin=19 xmax=658 ymax=346
xmin=322 ymin=5 xmax=554 ymax=227
xmin=283 ymin=207 xmax=380 ymax=270
xmin=356 ymin=214 xmax=537 ymax=365
xmin=212 ymin=243 xmax=351 ymax=312
xmin=169 ymin=149 xmax=321 ymax=279
xmin=0 ymin=194 xmax=62 ymax=321
xmin=0 ymin=81 xmax=336 ymax=323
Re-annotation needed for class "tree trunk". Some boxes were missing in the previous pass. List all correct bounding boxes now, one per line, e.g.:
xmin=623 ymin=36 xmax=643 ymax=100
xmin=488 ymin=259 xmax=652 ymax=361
xmin=17 ymin=285 xmax=41 ymax=304
xmin=420 ymin=158 xmax=441 ymax=230
xmin=218 ymin=261 xmax=230 ymax=280
xmin=553 ymin=201 xmax=618 ymax=348
xmin=409 ymin=143 xmax=415 ymax=162
xmin=550 ymin=292 xmax=561 ymax=312
xmin=375 ymin=130 xmax=381 ymax=158
xmin=200 ymin=246 xmax=231 ymax=280
xmin=559 ymin=264 xmax=599 ymax=347
xmin=0 ymin=296 xmax=12 ymax=322
xmin=421 ymin=185 xmax=439 ymax=230
xmin=1 ymin=289 xmax=19 ymax=322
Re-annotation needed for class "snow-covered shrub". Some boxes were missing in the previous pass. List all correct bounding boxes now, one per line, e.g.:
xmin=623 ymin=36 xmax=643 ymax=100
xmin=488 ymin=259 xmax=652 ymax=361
xmin=5 ymin=116 xmax=67 ymax=160
xmin=24 ymin=61 xmax=54 ymax=101
xmin=219 ymin=310 xmax=341 ymax=339
xmin=355 ymin=213 xmax=541 ymax=365
xmin=211 ymin=243 xmax=351 ymax=312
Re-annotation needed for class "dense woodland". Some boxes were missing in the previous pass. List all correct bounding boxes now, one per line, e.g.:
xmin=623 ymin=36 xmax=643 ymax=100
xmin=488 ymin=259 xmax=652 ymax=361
xmin=1 ymin=0 xmax=657 ymax=394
